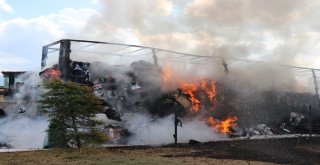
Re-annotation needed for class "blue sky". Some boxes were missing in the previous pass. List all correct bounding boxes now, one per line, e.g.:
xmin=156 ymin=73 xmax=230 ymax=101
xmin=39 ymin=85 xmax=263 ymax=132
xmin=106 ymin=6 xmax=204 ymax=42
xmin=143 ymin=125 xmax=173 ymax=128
xmin=1 ymin=0 xmax=98 ymax=20
xmin=0 ymin=0 xmax=99 ymax=85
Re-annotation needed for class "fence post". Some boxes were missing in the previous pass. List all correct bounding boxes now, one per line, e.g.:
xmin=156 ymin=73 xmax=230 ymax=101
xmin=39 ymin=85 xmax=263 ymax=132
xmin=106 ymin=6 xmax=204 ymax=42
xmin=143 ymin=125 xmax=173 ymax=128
xmin=309 ymin=104 xmax=312 ymax=139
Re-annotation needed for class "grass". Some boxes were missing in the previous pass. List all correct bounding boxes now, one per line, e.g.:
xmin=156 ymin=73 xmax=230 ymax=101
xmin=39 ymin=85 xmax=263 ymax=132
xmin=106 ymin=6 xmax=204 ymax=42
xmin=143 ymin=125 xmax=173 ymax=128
xmin=0 ymin=146 xmax=277 ymax=165
xmin=0 ymin=147 xmax=182 ymax=165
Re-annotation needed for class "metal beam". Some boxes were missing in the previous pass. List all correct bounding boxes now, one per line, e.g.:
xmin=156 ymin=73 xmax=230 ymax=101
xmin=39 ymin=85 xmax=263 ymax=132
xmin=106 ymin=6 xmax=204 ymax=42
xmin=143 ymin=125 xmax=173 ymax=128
xmin=42 ymin=39 xmax=320 ymax=71
xmin=41 ymin=46 xmax=48 ymax=69
xmin=312 ymin=70 xmax=320 ymax=112
xmin=152 ymin=49 xmax=158 ymax=66
xmin=58 ymin=40 xmax=71 ymax=81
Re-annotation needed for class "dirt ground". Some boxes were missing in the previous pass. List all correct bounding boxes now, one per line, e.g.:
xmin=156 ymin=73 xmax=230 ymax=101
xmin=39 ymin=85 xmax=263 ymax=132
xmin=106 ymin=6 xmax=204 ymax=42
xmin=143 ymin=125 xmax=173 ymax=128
xmin=0 ymin=137 xmax=319 ymax=165
xmin=161 ymin=137 xmax=320 ymax=165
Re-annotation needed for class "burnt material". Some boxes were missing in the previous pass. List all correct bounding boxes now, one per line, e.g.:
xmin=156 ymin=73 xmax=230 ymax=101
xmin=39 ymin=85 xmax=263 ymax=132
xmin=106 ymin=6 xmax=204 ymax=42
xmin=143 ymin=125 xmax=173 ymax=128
xmin=104 ymin=108 xmax=122 ymax=122
xmin=146 ymin=91 xmax=187 ymax=118
xmin=70 ymin=61 xmax=91 ymax=84
xmin=0 ymin=109 xmax=6 ymax=118
xmin=189 ymin=139 xmax=201 ymax=145
xmin=0 ymin=142 xmax=11 ymax=149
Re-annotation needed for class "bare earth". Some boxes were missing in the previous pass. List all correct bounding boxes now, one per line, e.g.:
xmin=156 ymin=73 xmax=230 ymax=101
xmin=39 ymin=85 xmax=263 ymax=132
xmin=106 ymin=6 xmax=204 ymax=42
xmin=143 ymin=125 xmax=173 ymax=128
xmin=0 ymin=137 xmax=319 ymax=165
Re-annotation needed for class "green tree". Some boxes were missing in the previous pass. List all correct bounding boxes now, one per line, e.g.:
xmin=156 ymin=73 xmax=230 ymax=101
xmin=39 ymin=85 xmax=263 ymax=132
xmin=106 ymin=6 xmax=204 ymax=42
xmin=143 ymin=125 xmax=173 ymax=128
xmin=39 ymin=80 xmax=108 ymax=148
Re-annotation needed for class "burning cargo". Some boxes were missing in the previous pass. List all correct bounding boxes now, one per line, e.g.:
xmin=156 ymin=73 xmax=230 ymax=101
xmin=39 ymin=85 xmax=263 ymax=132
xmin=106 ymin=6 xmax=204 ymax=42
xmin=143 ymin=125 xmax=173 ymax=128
xmin=39 ymin=39 xmax=320 ymax=144
xmin=2 ymin=39 xmax=320 ymax=149
xmin=38 ymin=40 xmax=244 ymax=144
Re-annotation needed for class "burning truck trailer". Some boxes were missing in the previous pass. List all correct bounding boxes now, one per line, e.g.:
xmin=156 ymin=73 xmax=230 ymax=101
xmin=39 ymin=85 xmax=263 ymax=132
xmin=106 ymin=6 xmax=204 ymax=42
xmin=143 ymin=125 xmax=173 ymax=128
xmin=39 ymin=63 xmax=232 ymax=143
xmin=40 ymin=39 xmax=320 ymax=145
xmin=40 ymin=39 xmax=242 ymax=144
xmin=40 ymin=40 xmax=166 ymax=144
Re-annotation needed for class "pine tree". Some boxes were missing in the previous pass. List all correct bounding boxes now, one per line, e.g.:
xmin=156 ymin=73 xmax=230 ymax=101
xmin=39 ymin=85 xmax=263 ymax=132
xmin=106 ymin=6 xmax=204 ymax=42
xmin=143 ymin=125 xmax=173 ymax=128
xmin=39 ymin=80 xmax=108 ymax=148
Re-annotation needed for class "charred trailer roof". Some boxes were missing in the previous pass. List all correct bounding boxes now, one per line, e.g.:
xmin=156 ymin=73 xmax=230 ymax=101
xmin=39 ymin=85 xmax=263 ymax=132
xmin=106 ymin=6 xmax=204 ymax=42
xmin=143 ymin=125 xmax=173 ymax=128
xmin=41 ymin=40 xmax=92 ymax=85
xmin=42 ymin=40 xmax=71 ymax=81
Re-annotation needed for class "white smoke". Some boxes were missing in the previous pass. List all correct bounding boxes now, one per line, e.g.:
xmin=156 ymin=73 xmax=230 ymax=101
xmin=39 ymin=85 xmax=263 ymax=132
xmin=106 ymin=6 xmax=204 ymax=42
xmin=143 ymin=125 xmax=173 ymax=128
xmin=62 ymin=0 xmax=320 ymax=93
xmin=125 ymin=114 xmax=226 ymax=145
xmin=0 ymin=117 xmax=48 ymax=148
xmin=0 ymin=72 xmax=48 ymax=149
xmin=71 ymin=0 xmax=320 ymax=68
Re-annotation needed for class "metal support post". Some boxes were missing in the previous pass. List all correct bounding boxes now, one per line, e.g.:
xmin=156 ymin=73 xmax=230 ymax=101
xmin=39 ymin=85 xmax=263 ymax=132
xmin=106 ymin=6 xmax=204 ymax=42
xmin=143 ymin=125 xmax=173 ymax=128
xmin=174 ymin=103 xmax=178 ymax=144
xmin=309 ymin=104 xmax=312 ymax=139
xmin=152 ymin=49 xmax=158 ymax=66
xmin=41 ymin=46 xmax=48 ymax=69
xmin=312 ymin=69 xmax=320 ymax=102
xmin=58 ymin=40 xmax=71 ymax=81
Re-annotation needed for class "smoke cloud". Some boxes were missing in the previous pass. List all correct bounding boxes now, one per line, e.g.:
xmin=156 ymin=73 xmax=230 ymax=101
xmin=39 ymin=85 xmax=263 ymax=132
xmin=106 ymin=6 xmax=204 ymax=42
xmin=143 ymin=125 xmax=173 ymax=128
xmin=71 ymin=0 xmax=320 ymax=66
xmin=63 ymin=0 xmax=320 ymax=93
xmin=0 ymin=117 xmax=48 ymax=149
xmin=124 ymin=114 xmax=226 ymax=145
xmin=0 ymin=72 xmax=48 ymax=149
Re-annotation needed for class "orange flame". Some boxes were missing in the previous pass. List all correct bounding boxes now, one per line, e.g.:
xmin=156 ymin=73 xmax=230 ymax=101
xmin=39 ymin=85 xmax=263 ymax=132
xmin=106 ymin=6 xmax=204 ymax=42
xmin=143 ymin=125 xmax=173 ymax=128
xmin=180 ymin=80 xmax=217 ymax=113
xmin=161 ymin=64 xmax=172 ymax=89
xmin=162 ymin=65 xmax=171 ymax=83
xmin=49 ymin=68 xmax=61 ymax=80
xmin=180 ymin=81 xmax=201 ymax=112
xmin=159 ymin=64 xmax=238 ymax=135
xmin=207 ymin=115 xmax=238 ymax=134
xmin=42 ymin=67 xmax=61 ymax=80
xmin=200 ymin=80 xmax=217 ymax=102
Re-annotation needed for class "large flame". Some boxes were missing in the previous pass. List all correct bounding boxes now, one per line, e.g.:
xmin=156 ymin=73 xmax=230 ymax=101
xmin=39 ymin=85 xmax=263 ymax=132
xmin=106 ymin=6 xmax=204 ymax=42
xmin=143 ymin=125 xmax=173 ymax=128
xmin=179 ymin=80 xmax=217 ymax=113
xmin=207 ymin=115 xmax=238 ymax=134
xmin=200 ymin=80 xmax=217 ymax=102
xmin=160 ymin=64 xmax=238 ymax=135
xmin=180 ymin=81 xmax=201 ymax=112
